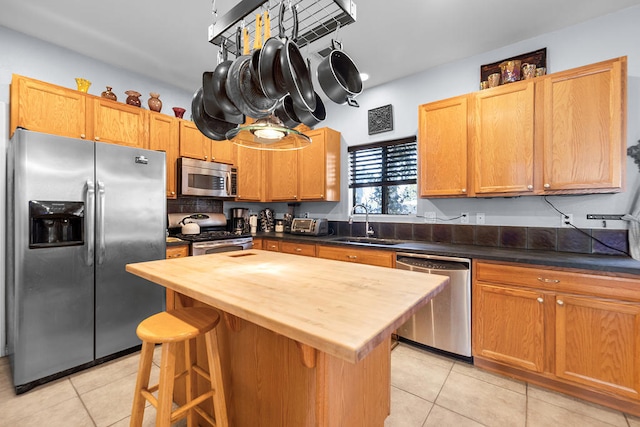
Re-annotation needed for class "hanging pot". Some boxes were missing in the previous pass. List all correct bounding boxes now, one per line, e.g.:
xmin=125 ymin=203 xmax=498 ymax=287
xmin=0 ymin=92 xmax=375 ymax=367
xmin=291 ymin=59 xmax=325 ymax=127
xmin=191 ymin=87 xmax=237 ymax=141
xmin=317 ymin=39 xmax=363 ymax=107
xmin=225 ymin=23 xmax=277 ymax=119
xmin=207 ymin=38 xmax=245 ymax=124
xmin=278 ymin=3 xmax=316 ymax=112
xmin=274 ymin=95 xmax=301 ymax=128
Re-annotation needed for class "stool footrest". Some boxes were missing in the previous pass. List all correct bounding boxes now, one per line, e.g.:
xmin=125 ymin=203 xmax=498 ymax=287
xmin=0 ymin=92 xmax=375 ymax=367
xmin=192 ymin=364 xmax=211 ymax=382
xmin=170 ymin=390 xmax=215 ymax=423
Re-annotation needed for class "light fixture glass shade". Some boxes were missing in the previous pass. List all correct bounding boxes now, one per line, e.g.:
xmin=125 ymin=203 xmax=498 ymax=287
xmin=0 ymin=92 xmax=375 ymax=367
xmin=225 ymin=115 xmax=311 ymax=150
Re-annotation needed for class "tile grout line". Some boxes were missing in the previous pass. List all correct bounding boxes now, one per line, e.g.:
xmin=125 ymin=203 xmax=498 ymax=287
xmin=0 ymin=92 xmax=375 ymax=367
xmin=69 ymin=377 xmax=98 ymax=427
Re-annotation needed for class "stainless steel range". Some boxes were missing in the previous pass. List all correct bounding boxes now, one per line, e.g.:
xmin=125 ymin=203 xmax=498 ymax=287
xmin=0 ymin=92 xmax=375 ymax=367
xmin=167 ymin=213 xmax=253 ymax=256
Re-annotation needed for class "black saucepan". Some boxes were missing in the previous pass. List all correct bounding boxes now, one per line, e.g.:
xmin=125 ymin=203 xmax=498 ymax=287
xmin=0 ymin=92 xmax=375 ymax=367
xmin=191 ymin=87 xmax=237 ymax=141
xmin=317 ymin=40 xmax=363 ymax=106
xmin=278 ymin=3 xmax=316 ymax=112
xmin=274 ymin=95 xmax=301 ymax=128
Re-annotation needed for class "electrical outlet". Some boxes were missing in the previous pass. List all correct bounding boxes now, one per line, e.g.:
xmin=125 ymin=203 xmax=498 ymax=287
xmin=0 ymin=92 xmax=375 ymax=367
xmin=424 ymin=212 xmax=436 ymax=223
xmin=561 ymin=213 xmax=573 ymax=227
xmin=461 ymin=212 xmax=469 ymax=224
xmin=476 ymin=213 xmax=485 ymax=224
xmin=303 ymin=212 xmax=310 ymax=218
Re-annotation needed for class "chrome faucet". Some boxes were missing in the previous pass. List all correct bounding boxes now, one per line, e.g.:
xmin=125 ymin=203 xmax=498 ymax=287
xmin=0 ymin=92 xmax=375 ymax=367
xmin=349 ymin=204 xmax=374 ymax=237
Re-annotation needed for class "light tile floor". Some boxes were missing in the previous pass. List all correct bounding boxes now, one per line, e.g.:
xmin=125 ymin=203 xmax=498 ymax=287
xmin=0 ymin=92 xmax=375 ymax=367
xmin=0 ymin=343 xmax=638 ymax=426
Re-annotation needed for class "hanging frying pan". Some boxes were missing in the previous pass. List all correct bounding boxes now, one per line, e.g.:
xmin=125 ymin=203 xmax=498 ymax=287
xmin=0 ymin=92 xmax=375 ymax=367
xmin=274 ymin=95 xmax=301 ymax=128
xmin=208 ymin=37 xmax=244 ymax=123
xmin=225 ymin=29 xmax=277 ymax=120
xmin=291 ymin=59 xmax=325 ymax=127
xmin=191 ymin=87 xmax=237 ymax=141
xmin=317 ymin=39 xmax=363 ymax=107
xmin=258 ymin=7 xmax=287 ymax=100
xmin=278 ymin=2 xmax=316 ymax=112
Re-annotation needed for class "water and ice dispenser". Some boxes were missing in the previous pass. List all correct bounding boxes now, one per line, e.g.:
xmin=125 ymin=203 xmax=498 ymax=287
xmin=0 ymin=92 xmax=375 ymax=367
xmin=29 ymin=201 xmax=84 ymax=248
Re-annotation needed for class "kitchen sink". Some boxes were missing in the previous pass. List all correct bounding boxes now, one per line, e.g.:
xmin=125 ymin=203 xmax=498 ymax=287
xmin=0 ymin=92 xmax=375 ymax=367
xmin=331 ymin=237 xmax=401 ymax=246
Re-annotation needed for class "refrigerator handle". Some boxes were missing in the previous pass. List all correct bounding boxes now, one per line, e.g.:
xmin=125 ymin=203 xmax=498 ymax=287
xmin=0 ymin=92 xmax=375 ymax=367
xmin=97 ymin=181 xmax=106 ymax=265
xmin=85 ymin=180 xmax=95 ymax=266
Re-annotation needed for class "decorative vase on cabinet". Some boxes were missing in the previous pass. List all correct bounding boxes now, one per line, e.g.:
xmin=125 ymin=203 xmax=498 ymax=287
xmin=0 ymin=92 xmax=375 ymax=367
xmin=148 ymin=92 xmax=162 ymax=112
xmin=125 ymin=90 xmax=142 ymax=107
xmin=101 ymin=86 xmax=117 ymax=101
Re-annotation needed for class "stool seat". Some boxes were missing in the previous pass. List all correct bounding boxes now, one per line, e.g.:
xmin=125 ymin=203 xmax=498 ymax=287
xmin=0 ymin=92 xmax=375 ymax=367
xmin=136 ymin=307 xmax=220 ymax=343
xmin=130 ymin=307 xmax=228 ymax=427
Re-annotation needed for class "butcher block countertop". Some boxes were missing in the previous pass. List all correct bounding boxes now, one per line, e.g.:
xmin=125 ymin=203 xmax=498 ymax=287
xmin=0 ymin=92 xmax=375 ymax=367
xmin=126 ymin=249 xmax=448 ymax=363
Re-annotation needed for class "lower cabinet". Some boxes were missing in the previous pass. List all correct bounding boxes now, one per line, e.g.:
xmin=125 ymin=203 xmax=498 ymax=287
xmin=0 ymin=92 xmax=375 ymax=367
xmin=166 ymin=245 xmax=189 ymax=259
xmin=263 ymin=239 xmax=281 ymax=252
xmin=316 ymin=245 xmax=394 ymax=268
xmin=281 ymin=241 xmax=316 ymax=257
xmin=473 ymin=260 xmax=640 ymax=415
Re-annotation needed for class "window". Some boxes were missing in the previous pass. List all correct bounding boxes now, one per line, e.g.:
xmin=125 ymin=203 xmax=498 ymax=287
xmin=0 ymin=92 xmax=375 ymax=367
xmin=348 ymin=136 xmax=417 ymax=215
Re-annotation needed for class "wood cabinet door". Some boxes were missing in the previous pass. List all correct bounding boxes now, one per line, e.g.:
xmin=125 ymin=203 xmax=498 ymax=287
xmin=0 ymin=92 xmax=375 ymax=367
xmin=542 ymin=57 xmax=626 ymax=193
xmin=471 ymin=81 xmax=535 ymax=195
xmin=299 ymin=128 xmax=341 ymax=201
xmin=89 ymin=98 xmax=149 ymax=148
xmin=473 ymin=283 xmax=546 ymax=372
xmin=267 ymin=149 xmax=298 ymax=201
xmin=281 ymin=241 xmax=316 ymax=257
xmin=555 ymin=294 xmax=640 ymax=400
xmin=418 ymin=96 xmax=469 ymax=197
xmin=263 ymin=239 xmax=281 ymax=252
xmin=10 ymin=75 xmax=87 ymax=139
xmin=166 ymin=245 xmax=189 ymax=259
xmin=149 ymin=113 xmax=179 ymax=198
xmin=210 ymin=138 xmax=235 ymax=164
xmin=235 ymin=145 xmax=264 ymax=201
xmin=179 ymin=120 xmax=210 ymax=161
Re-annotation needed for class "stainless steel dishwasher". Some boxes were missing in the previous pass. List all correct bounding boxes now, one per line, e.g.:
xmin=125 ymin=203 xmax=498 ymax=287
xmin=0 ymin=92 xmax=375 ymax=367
xmin=395 ymin=252 xmax=472 ymax=360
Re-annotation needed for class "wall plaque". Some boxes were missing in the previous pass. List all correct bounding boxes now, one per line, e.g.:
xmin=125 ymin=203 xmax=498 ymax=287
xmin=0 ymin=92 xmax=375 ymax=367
xmin=368 ymin=104 xmax=393 ymax=135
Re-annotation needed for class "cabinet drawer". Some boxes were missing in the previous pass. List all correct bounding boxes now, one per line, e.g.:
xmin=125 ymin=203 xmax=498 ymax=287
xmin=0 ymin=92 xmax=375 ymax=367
xmin=263 ymin=239 xmax=281 ymax=252
xmin=317 ymin=245 xmax=394 ymax=268
xmin=475 ymin=261 xmax=640 ymax=301
xmin=166 ymin=245 xmax=189 ymax=259
xmin=281 ymin=241 xmax=316 ymax=257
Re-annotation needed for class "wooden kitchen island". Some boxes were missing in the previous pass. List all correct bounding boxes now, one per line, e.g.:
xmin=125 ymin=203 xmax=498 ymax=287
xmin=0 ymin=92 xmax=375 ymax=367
xmin=126 ymin=250 xmax=448 ymax=426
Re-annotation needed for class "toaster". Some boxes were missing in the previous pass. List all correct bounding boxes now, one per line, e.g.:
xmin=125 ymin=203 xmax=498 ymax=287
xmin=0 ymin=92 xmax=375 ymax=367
xmin=289 ymin=218 xmax=329 ymax=236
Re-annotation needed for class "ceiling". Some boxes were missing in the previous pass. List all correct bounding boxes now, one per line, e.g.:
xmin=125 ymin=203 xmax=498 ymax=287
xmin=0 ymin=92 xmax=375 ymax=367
xmin=1 ymin=0 xmax=640 ymax=94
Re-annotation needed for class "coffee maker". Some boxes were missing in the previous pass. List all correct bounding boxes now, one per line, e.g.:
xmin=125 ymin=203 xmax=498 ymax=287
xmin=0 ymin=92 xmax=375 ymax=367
xmin=229 ymin=208 xmax=249 ymax=234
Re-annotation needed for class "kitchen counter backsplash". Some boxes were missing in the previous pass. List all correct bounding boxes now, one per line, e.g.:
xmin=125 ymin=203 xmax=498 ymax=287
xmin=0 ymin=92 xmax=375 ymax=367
xmin=167 ymin=197 xmax=223 ymax=214
xmin=332 ymin=221 xmax=629 ymax=257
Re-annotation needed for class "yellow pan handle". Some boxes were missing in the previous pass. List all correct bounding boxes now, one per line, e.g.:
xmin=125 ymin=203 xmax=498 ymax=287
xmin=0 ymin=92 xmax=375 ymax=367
xmin=254 ymin=13 xmax=262 ymax=50
xmin=243 ymin=27 xmax=250 ymax=55
xmin=264 ymin=10 xmax=271 ymax=39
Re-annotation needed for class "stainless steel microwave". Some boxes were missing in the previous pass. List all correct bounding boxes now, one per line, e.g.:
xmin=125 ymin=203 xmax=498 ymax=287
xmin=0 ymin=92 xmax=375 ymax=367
xmin=178 ymin=157 xmax=237 ymax=198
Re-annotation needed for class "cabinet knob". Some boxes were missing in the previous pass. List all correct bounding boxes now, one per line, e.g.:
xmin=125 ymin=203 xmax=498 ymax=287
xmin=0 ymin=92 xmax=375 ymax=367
xmin=557 ymin=300 xmax=564 ymax=306
xmin=94 ymin=136 xmax=100 ymax=141
xmin=80 ymin=134 xmax=86 ymax=139
xmin=347 ymin=255 xmax=358 ymax=259
xmin=204 ymin=156 xmax=208 ymax=160
xmin=461 ymin=188 xmax=467 ymax=193
xmin=527 ymin=185 xmax=533 ymax=190
xmin=170 ymin=191 xmax=175 ymax=195
xmin=544 ymin=183 xmax=550 ymax=188
xmin=537 ymin=297 xmax=544 ymax=303
xmin=537 ymin=277 xmax=560 ymax=284
xmin=295 ymin=248 xmax=302 ymax=252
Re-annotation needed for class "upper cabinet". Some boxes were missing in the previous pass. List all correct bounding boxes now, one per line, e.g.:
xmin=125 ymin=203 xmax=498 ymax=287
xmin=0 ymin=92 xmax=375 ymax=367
xmin=10 ymin=74 xmax=87 ymax=139
xmin=418 ymin=57 xmax=627 ymax=198
xmin=89 ymin=98 xmax=149 ymax=148
xmin=179 ymin=120 xmax=235 ymax=165
xmin=541 ymin=58 xmax=626 ymax=194
xmin=471 ymin=80 xmax=535 ymax=196
xmin=149 ymin=114 xmax=179 ymax=198
xmin=418 ymin=96 xmax=469 ymax=197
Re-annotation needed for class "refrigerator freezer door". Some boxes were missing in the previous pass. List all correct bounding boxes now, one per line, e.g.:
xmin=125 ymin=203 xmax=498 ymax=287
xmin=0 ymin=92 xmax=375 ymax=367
xmin=8 ymin=130 xmax=95 ymax=387
xmin=94 ymin=142 xmax=166 ymax=358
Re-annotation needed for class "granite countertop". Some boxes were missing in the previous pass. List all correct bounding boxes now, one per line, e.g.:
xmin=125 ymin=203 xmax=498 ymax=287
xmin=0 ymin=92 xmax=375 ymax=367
xmin=253 ymin=232 xmax=640 ymax=276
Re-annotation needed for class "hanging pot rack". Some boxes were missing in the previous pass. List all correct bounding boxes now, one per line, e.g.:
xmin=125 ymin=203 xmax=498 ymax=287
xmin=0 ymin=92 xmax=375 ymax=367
xmin=208 ymin=0 xmax=357 ymax=54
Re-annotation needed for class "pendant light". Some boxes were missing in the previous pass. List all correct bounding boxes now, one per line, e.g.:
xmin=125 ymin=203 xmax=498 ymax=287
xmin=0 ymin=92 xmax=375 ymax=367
xmin=225 ymin=114 xmax=311 ymax=150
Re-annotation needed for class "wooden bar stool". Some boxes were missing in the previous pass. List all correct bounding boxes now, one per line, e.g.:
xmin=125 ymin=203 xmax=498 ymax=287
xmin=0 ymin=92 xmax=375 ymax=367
xmin=130 ymin=307 xmax=228 ymax=427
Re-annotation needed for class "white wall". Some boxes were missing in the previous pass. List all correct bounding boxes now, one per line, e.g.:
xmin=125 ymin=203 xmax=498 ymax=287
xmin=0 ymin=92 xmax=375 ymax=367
xmin=302 ymin=5 xmax=640 ymax=230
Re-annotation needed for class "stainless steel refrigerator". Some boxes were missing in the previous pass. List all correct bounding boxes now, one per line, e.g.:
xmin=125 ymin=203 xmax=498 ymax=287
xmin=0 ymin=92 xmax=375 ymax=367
xmin=6 ymin=129 xmax=166 ymax=393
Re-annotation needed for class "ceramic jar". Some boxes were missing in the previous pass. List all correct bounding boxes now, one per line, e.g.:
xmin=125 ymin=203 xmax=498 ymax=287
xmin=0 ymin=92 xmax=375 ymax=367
xmin=125 ymin=90 xmax=142 ymax=107
xmin=101 ymin=86 xmax=117 ymax=101
xmin=148 ymin=92 xmax=162 ymax=112
xmin=499 ymin=60 xmax=521 ymax=83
